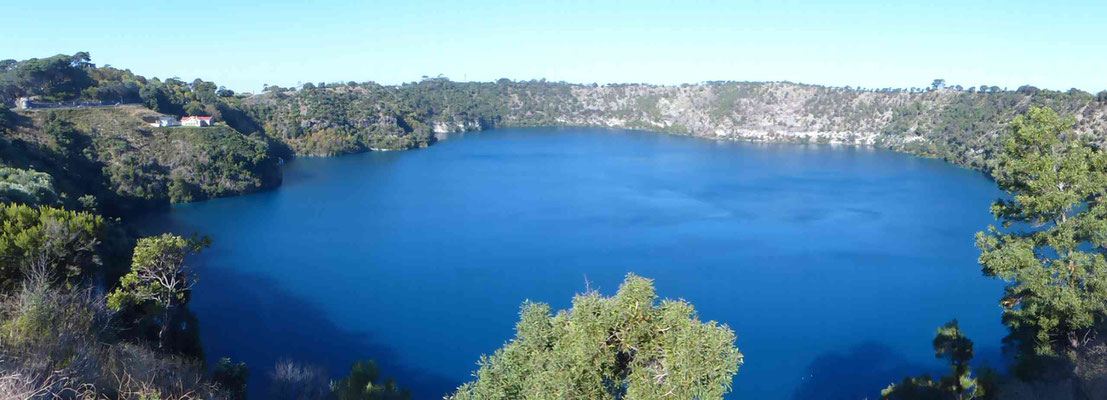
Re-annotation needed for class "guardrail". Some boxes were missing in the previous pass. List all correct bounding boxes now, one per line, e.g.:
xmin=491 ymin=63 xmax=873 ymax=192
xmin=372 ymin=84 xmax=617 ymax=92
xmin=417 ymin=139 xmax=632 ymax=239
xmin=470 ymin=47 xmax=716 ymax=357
xmin=20 ymin=101 xmax=142 ymax=110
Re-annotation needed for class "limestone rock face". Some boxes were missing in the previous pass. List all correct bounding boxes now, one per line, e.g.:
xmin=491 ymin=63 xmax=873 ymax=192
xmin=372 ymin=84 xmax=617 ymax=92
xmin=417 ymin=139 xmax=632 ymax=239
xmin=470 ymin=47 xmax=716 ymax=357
xmin=242 ymin=81 xmax=1107 ymax=171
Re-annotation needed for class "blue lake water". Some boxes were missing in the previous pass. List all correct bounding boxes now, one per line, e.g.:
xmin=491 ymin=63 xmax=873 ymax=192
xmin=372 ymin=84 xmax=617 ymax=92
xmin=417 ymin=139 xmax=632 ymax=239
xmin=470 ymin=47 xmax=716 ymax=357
xmin=139 ymin=127 xmax=1008 ymax=399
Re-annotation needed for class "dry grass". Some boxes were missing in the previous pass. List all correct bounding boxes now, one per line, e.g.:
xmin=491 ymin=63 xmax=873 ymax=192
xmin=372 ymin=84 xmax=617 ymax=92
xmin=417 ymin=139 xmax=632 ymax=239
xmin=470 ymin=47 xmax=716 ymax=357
xmin=0 ymin=275 xmax=229 ymax=400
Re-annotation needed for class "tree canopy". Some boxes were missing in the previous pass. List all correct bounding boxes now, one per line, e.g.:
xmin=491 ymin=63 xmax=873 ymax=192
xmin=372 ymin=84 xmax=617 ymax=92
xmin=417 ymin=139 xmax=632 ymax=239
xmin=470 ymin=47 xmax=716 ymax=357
xmin=882 ymin=320 xmax=985 ymax=400
xmin=333 ymin=360 xmax=411 ymax=400
xmin=976 ymin=106 xmax=1107 ymax=366
xmin=0 ymin=203 xmax=103 ymax=288
xmin=448 ymin=273 xmax=742 ymax=400
xmin=0 ymin=52 xmax=94 ymax=103
xmin=107 ymin=233 xmax=209 ymax=349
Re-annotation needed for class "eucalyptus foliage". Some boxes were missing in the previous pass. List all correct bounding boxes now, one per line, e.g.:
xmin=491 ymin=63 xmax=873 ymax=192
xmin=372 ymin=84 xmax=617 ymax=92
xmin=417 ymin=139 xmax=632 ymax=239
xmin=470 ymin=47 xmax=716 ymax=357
xmin=449 ymin=273 xmax=742 ymax=400
xmin=107 ymin=233 xmax=209 ymax=349
xmin=0 ymin=203 xmax=103 ymax=288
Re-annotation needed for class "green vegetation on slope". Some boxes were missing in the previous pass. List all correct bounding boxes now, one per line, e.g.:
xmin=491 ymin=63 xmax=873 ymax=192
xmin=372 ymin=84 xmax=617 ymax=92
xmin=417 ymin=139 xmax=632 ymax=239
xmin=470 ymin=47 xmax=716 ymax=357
xmin=241 ymin=78 xmax=1107 ymax=177
xmin=0 ymin=167 xmax=59 ymax=206
xmin=241 ymin=83 xmax=436 ymax=156
xmin=2 ymin=106 xmax=281 ymax=210
xmin=1 ymin=53 xmax=286 ymax=209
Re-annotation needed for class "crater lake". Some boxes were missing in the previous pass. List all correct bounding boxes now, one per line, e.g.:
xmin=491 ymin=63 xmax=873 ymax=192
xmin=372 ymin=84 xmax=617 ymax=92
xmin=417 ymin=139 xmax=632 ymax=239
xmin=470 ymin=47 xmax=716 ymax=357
xmin=139 ymin=127 xmax=1007 ymax=399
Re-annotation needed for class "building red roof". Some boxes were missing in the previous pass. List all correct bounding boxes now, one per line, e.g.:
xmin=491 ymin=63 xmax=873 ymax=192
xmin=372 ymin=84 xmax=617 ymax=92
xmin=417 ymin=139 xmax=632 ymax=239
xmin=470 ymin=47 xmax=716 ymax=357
xmin=181 ymin=115 xmax=214 ymax=121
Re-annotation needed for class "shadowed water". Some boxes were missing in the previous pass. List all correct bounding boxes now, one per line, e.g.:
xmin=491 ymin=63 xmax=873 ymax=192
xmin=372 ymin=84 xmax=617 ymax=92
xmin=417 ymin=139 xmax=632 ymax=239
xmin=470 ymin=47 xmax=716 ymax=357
xmin=139 ymin=127 xmax=1007 ymax=399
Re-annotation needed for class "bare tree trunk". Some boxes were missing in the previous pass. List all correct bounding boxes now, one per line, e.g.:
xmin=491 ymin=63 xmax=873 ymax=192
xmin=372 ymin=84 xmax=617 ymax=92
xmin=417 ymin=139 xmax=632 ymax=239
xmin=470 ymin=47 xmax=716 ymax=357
xmin=158 ymin=307 xmax=171 ymax=350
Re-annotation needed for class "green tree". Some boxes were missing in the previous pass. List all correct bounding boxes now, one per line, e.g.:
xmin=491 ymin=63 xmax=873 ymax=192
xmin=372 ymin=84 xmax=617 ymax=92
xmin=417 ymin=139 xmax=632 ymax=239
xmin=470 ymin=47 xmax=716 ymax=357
xmin=77 ymin=194 xmax=98 ymax=213
xmin=168 ymin=176 xmax=198 ymax=203
xmin=975 ymin=106 xmax=1107 ymax=365
xmin=0 ymin=52 xmax=95 ymax=102
xmin=213 ymin=357 xmax=250 ymax=400
xmin=0 ymin=106 xmax=15 ymax=130
xmin=332 ymin=360 xmax=410 ymax=400
xmin=882 ymin=320 xmax=985 ymax=400
xmin=184 ymin=101 xmax=206 ymax=116
xmin=140 ymin=83 xmax=169 ymax=112
xmin=448 ymin=273 xmax=742 ymax=400
xmin=107 ymin=233 xmax=209 ymax=349
xmin=933 ymin=320 xmax=976 ymax=395
xmin=881 ymin=377 xmax=946 ymax=400
xmin=44 ymin=111 xmax=82 ymax=155
xmin=1016 ymin=85 xmax=1040 ymax=96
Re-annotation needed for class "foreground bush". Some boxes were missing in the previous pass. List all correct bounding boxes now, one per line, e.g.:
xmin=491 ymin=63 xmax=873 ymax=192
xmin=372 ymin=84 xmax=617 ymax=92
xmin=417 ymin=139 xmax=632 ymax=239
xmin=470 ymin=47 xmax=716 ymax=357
xmin=0 ymin=275 xmax=230 ymax=399
xmin=0 ymin=203 xmax=104 ymax=289
xmin=449 ymin=273 xmax=742 ymax=400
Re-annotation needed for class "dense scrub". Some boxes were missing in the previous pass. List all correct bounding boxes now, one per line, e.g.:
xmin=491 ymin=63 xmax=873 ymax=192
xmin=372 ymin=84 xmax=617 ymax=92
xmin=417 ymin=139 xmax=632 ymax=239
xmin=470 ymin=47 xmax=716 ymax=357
xmin=240 ymin=84 xmax=435 ymax=156
xmin=0 ymin=276 xmax=229 ymax=400
xmin=241 ymin=79 xmax=1107 ymax=177
xmin=0 ymin=201 xmax=234 ymax=399
xmin=2 ymin=106 xmax=280 ymax=210
xmin=0 ymin=167 xmax=59 ymax=206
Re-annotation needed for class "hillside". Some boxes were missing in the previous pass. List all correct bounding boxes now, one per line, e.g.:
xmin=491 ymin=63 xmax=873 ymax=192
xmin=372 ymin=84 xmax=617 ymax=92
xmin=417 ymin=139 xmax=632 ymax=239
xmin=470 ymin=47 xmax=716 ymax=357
xmin=243 ymin=80 xmax=1107 ymax=171
xmin=5 ymin=53 xmax=1107 ymax=209
xmin=1 ymin=106 xmax=281 ymax=212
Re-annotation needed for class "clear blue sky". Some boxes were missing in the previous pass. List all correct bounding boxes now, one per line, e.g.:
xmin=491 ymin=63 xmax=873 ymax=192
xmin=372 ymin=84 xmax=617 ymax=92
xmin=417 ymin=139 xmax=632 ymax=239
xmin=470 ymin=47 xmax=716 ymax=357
xmin=3 ymin=0 xmax=1105 ymax=93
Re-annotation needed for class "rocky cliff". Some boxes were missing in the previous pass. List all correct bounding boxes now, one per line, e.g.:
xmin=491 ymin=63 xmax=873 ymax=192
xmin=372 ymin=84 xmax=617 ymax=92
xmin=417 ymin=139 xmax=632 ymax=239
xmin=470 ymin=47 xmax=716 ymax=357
xmin=245 ymin=80 xmax=1107 ymax=171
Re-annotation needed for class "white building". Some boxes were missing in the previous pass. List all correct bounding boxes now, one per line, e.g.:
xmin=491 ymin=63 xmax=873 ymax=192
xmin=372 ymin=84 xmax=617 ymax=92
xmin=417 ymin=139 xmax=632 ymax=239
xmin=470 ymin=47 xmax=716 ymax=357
xmin=150 ymin=116 xmax=180 ymax=127
xmin=181 ymin=115 xmax=214 ymax=127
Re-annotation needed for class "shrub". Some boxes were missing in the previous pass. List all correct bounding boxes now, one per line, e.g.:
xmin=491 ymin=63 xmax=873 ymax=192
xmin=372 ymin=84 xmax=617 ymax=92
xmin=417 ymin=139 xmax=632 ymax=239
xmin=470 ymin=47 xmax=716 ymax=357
xmin=449 ymin=273 xmax=742 ymax=400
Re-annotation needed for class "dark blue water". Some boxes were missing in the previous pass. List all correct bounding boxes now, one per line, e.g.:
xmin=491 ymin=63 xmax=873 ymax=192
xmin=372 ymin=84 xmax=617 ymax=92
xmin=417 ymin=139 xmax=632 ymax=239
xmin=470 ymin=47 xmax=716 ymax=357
xmin=140 ymin=127 xmax=1007 ymax=399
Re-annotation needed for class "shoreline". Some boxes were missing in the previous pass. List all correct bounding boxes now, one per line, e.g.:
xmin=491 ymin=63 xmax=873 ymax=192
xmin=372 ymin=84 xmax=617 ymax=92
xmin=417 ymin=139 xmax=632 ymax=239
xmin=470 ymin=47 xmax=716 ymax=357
xmin=170 ymin=124 xmax=977 ymax=206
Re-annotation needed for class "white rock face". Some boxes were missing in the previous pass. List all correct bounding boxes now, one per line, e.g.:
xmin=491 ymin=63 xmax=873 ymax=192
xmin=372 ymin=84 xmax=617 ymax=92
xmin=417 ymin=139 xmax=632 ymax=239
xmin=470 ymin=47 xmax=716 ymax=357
xmin=498 ymin=83 xmax=924 ymax=146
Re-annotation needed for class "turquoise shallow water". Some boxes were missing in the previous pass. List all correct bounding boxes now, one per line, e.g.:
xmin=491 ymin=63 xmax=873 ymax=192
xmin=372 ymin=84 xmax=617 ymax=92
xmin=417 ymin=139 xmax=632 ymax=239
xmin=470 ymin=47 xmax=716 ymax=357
xmin=140 ymin=127 xmax=1007 ymax=399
